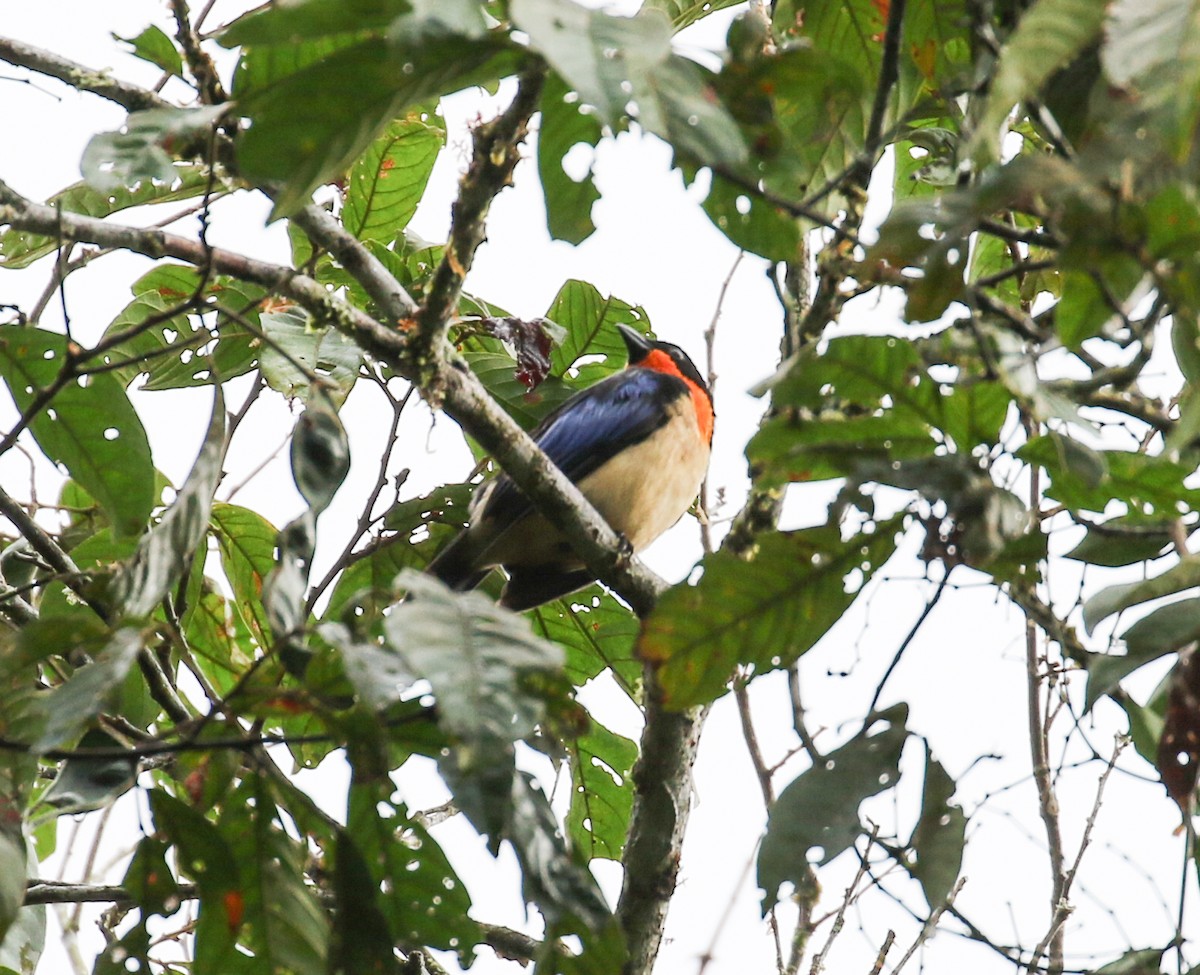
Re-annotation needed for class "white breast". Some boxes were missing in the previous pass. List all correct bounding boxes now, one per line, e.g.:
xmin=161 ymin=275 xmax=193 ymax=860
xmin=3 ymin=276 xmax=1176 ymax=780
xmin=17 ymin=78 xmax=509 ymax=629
xmin=575 ymin=396 xmax=710 ymax=551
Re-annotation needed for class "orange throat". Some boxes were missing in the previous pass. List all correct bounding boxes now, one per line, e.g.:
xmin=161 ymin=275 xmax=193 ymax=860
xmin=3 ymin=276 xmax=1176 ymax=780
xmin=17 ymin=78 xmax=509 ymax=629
xmin=641 ymin=349 xmax=714 ymax=444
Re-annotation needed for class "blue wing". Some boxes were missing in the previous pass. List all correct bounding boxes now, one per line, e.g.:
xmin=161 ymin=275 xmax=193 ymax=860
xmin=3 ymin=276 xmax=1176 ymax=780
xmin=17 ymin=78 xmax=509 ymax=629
xmin=479 ymin=367 xmax=684 ymax=527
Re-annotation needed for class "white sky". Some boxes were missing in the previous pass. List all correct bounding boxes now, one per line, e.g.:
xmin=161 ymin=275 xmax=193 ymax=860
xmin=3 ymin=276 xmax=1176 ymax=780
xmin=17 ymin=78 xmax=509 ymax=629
xmin=1 ymin=3 xmax=1197 ymax=975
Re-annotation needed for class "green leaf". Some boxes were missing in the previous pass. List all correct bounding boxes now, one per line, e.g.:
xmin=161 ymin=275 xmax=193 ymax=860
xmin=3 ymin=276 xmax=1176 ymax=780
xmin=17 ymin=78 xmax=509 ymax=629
xmin=384 ymin=571 xmax=564 ymax=843
xmin=149 ymin=791 xmax=241 ymax=967
xmin=99 ymin=264 xmax=263 ymax=390
xmin=290 ymin=406 xmax=351 ymax=514
xmin=346 ymin=779 xmax=478 ymax=965
xmin=718 ymin=41 xmax=871 ymax=207
xmin=112 ymin=385 xmax=225 ymax=619
xmin=36 ymin=531 xmax=137 ymax=624
xmin=642 ymin=521 xmax=901 ymax=709
xmin=758 ymin=706 xmax=908 ymax=911
xmin=82 ymin=106 xmax=228 ymax=191
xmin=122 ymin=837 xmax=181 ymax=917
xmin=566 ymin=718 xmax=638 ymax=861
xmin=909 ymin=744 xmax=965 ymax=909
xmin=545 ymin=280 xmax=650 ymax=380
xmin=211 ymin=503 xmax=279 ymax=648
xmin=115 ymin=25 xmax=184 ymax=78
xmin=1082 ymin=558 xmax=1200 ymax=633
xmin=537 ymin=73 xmax=603 ymax=245
xmin=343 ymin=115 xmax=444 ymax=244
xmin=0 ymin=166 xmax=218 ymax=271
xmin=329 ymin=830 xmax=398 ymax=974
xmin=0 ymin=328 xmax=155 ymax=539
xmin=260 ymin=307 xmax=363 ymax=407
xmin=510 ymin=771 xmax=611 ymax=928
xmin=383 ymin=572 xmax=564 ymax=748
xmin=512 ymin=0 xmax=746 ymax=168
xmin=1102 ymin=0 xmax=1200 ymax=89
xmin=641 ymin=0 xmax=745 ymax=31
xmin=464 ymin=351 xmax=577 ymax=430
xmin=512 ymin=0 xmax=671 ymax=126
xmin=529 ymin=586 xmax=642 ymax=697
xmin=1054 ymin=260 xmax=1144 ymax=348
xmin=34 ymin=627 xmax=145 ymax=752
xmin=234 ymin=36 xmax=520 ymax=218
xmin=1064 ymin=516 xmax=1173 ymax=567
xmin=0 ymin=891 xmax=44 ymax=975
xmin=1084 ymin=598 xmax=1200 ymax=711
xmin=323 ymin=623 xmax=415 ymax=711
xmin=0 ymin=826 xmax=26 ymax=959
xmin=1019 ymin=434 xmax=1200 ymax=515
xmin=970 ymin=0 xmax=1108 ymax=159
xmin=221 ymin=0 xmax=413 ymax=45
xmin=219 ymin=781 xmax=329 ymax=975
xmin=38 ymin=730 xmax=136 ymax=816
xmin=1093 ymin=948 xmax=1168 ymax=975
xmin=183 ymin=588 xmax=257 ymax=696
xmin=700 ymin=172 xmax=802 ymax=262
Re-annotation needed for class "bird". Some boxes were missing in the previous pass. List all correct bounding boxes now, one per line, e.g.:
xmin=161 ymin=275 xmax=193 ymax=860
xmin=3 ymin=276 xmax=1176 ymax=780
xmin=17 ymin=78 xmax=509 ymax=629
xmin=428 ymin=323 xmax=714 ymax=611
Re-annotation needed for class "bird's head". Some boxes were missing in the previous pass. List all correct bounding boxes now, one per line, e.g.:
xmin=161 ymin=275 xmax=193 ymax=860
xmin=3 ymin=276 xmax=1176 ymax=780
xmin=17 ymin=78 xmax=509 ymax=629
xmin=617 ymin=324 xmax=711 ymax=402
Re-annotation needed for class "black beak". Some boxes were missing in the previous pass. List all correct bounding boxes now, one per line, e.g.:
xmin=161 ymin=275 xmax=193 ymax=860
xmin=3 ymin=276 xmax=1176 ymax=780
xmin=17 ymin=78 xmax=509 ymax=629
xmin=617 ymin=324 xmax=654 ymax=364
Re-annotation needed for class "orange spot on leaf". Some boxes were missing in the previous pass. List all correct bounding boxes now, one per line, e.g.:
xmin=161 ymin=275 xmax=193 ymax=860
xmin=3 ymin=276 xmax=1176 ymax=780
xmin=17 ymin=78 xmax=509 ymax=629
xmin=223 ymin=890 xmax=244 ymax=931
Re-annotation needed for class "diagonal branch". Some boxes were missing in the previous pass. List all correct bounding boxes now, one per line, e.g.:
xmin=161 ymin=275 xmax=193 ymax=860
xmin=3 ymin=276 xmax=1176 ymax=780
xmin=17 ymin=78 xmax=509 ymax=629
xmin=414 ymin=64 xmax=547 ymax=349
xmin=0 ymin=179 xmax=668 ymax=616
xmin=0 ymin=36 xmax=170 ymax=112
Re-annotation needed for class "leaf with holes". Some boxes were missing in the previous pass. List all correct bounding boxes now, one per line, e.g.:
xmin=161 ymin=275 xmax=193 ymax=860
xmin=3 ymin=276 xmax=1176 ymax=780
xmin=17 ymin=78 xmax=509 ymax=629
xmin=510 ymin=771 xmax=612 ymax=929
xmin=149 ymin=791 xmax=241 ymax=967
xmin=642 ymin=0 xmax=745 ymax=31
xmin=529 ymin=585 xmax=642 ymax=698
xmin=99 ymin=264 xmax=262 ymax=390
xmin=328 ymin=829 xmax=396 ymax=974
xmin=0 ymin=165 xmax=218 ymax=270
xmin=384 ymin=571 xmax=564 ymax=843
xmin=82 ymin=106 xmax=227 ymax=191
xmin=1157 ymin=648 xmax=1200 ymax=816
xmin=642 ymin=520 xmax=902 ymax=710
xmin=545 ymin=280 xmax=650 ymax=381
xmin=758 ymin=706 xmax=909 ymax=912
xmin=346 ymin=778 xmax=478 ymax=965
xmin=343 ymin=114 xmax=444 ymax=244
xmin=261 ymin=307 xmax=363 ymax=407
xmin=512 ymin=0 xmax=745 ymax=169
xmin=567 ymin=718 xmax=638 ymax=861
xmin=538 ymin=73 xmax=602 ymax=244
xmin=232 ymin=35 xmax=520 ymax=218
xmin=0 ymin=328 xmax=154 ymax=539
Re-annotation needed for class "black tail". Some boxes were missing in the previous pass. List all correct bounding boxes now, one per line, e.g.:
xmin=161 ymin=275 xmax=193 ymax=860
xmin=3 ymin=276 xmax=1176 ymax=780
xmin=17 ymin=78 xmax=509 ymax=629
xmin=500 ymin=566 xmax=595 ymax=612
xmin=427 ymin=533 xmax=491 ymax=593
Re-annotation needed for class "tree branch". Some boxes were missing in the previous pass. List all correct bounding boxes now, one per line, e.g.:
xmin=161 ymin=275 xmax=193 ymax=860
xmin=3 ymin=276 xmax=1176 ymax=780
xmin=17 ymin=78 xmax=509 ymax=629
xmin=414 ymin=65 xmax=547 ymax=348
xmin=0 ymin=36 xmax=170 ymax=112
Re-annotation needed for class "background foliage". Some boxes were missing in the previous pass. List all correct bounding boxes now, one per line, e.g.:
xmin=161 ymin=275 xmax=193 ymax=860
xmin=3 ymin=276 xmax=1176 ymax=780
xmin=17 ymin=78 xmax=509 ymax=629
xmin=3 ymin=0 xmax=1200 ymax=973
